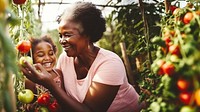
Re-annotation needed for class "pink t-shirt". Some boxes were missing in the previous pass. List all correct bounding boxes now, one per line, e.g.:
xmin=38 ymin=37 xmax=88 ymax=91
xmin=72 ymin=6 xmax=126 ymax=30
xmin=56 ymin=48 xmax=140 ymax=112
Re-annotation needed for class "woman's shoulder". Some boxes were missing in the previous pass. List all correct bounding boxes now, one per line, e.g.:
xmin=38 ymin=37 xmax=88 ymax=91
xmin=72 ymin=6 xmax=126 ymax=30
xmin=98 ymin=48 xmax=122 ymax=61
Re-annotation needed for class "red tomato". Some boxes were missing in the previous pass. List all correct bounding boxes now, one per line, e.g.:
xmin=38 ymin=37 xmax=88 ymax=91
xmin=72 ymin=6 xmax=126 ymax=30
xmin=162 ymin=62 xmax=175 ymax=76
xmin=179 ymin=92 xmax=192 ymax=105
xmin=195 ymin=89 xmax=200 ymax=106
xmin=37 ymin=93 xmax=51 ymax=106
xmin=169 ymin=5 xmax=177 ymax=14
xmin=13 ymin=0 xmax=26 ymax=5
xmin=156 ymin=59 xmax=165 ymax=75
xmin=16 ymin=40 xmax=31 ymax=53
xmin=169 ymin=44 xmax=180 ymax=56
xmin=183 ymin=12 xmax=193 ymax=24
xmin=177 ymin=78 xmax=190 ymax=91
xmin=48 ymin=100 xmax=59 ymax=112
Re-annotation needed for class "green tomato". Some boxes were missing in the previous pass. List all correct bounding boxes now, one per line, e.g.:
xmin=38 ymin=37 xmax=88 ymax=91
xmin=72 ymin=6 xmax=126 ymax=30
xmin=39 ymin=107 xmax=49 ymax=112
xmin=180 ymin=106 xmax=195 ymax=112
xmin=18 ymin=89 xmax=34 ymax=104
xmin=19 ymin=56 xmax=33 ymax=66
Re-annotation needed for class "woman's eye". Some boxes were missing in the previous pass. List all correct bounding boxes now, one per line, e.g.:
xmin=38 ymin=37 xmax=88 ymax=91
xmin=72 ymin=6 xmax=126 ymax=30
xmin=64 ymin=34 xmax=73 ymax=37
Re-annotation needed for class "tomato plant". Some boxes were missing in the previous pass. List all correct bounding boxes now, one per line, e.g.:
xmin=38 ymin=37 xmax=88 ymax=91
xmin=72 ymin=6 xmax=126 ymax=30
xmin=16 ymin=40 xmax=31 ymax=53
xmin=18 ymin=89 xmax=34 ymax=104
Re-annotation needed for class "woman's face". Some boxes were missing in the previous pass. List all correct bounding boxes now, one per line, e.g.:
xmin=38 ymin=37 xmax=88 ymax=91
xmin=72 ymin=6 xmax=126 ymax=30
xmin=33 ymin=41 xmax=56 ymax=72
xmin=58 ymin=19 xmax=89 ymax=57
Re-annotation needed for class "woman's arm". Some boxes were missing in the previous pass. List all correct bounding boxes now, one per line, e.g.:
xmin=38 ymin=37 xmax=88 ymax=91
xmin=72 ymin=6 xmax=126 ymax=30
xmin=21 ymin=62 xmax=120 ymax=112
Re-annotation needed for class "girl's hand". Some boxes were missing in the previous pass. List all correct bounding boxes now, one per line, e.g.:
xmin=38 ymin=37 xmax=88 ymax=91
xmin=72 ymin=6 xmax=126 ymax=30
xmin=20 ymin=61 xmax=53 ymax=87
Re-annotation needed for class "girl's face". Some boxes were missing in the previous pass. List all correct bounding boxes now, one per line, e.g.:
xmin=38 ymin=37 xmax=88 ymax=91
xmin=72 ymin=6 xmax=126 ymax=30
xmin=33 ymin=41 xmax=56 ymax=72
xmin=58 ymin=19 xmax=89 ymax=57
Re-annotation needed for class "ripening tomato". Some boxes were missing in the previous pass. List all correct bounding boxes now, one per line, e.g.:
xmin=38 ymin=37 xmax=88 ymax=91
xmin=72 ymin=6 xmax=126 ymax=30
xmin=194 ymin=89 xmax=200 ymax=106
xmin=13 ymin=0 xmax=26 ymax=5
xmin=37 ymin=93 xmax=51 ymax=106
xmin=183 ymin=12 xmax=193 ymax=24
xmin=179 ymin=92 xmax=192 ymax=105
xmin=48 ymin=100 xmax=59 ymax=112
xmin=173 ymin=8 xmax=181 ymax=15
xmin=180 ymin=106 xmax=195 ymax=112
xmin=169 ymin=44 xmax=180 ymax=56
xmin=162 ymin=62 xmax=175 ymax=76
xmin=16 ymin=40 xmax=31 ymax=53
xmin=19 ymin=56 xmax=33 ymax=66
xmin=18 ymin=89 xmax=34 ymax=104
xmin=156 ymin=59 xmax=165 ymax=75
xmin=177 ymin=78 xmax=190 ymax=91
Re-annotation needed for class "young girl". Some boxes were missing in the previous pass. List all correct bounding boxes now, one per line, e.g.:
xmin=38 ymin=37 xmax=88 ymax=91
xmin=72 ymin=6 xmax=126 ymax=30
xmin=25 ymin=35 xmax=64 ymax=111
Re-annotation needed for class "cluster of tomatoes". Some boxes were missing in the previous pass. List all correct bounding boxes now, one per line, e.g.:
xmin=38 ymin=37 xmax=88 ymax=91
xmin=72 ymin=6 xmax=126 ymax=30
xmin=35 ymin=93 xmax=60 ymax=112
xmin=151 ymin=3 xmax=200 ymax=112
xmin=16 ymin=40 xmax=33 ymax=65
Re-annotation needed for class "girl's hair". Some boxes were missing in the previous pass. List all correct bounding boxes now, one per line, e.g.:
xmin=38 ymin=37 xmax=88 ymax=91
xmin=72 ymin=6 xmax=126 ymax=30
xmin=28 ymin=35 xmax=57 ymax=57
xmin=58 ymin=2 xmax=106 ymax=42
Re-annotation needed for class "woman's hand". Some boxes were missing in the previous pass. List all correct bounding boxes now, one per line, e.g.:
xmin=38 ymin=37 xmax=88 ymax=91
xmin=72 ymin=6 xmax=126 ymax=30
xmin=20 ymin=61 xmax=53 ymax=88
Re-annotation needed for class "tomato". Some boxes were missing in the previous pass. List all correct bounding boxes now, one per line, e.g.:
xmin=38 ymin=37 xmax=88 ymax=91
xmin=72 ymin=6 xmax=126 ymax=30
xmin=37 ymin=93 xmax=51 ymax=106
xmin=180 ymin=106 xmax=195 ymax=112
xmin=16 ymin=40 xmax=31 ymax=53
xmin=179 ymin=92 xmax=192 ymax=105
xmin=169 ymin=44 xmax=180 ymax=56
xmin=177 ymin=78 xmax=190 ymax=91
xmin=18 ymin=89 xmax=34 ymax=104
xmin=169 ymin=5 xmax=177 ymax=14
xmin=162 ymin=62 xmax=175 ymax=76
xmin=194 ymin=89 xmax=200 ymax=106
xmin=0 ymin=0 xmax=7 ymax=13
xmin=19 ymin=56 xmax=33 ymax=66
xmin=13 ymin=0 xmax=26 ymax=5
xmin=173 ymin=8 xmax=181 ymax=15
xmin=183 ymin=12 xmax=193 ymax=24
xmin=48 ymin=100 xmax=59 ymax=112
xmin=156 ymin=59 xmax=165 ymax=75
xmin=170 ymin=55 xmax=179 ymax=62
